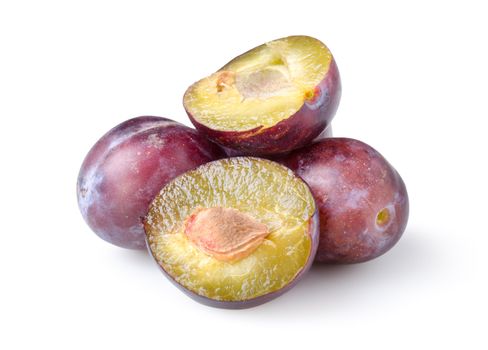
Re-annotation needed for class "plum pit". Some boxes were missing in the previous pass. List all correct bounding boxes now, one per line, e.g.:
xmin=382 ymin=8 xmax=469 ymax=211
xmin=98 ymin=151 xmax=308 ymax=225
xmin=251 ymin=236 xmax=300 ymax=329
xmin=184 ymin=207 xmax=269 ymax=262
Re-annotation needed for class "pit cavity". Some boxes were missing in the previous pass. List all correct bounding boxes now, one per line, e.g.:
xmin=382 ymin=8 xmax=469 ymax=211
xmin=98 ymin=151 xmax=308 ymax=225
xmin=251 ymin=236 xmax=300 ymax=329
xmin=235 ymin=68 xmax=293 ymax=99
xmin=217 ymin=51 xmax=293 ymax=100
xmin=183 ymin=207 xmax=270 ymax=262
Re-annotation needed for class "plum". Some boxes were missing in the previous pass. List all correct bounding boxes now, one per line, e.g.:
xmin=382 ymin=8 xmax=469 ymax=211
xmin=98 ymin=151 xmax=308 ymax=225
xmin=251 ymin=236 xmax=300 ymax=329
xmin=184 ymin=35 xmax=341 ymax=156
xmin=282 ymin=138 xmax=409 ymax=263
xmin=77 ymin=116 xmax=224 ymax=249
xmin=144 ymin=157 xmax=319 ymax=308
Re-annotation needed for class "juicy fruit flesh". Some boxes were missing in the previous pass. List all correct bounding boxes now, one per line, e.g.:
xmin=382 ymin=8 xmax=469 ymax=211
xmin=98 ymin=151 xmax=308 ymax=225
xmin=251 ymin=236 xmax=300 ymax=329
xmin=184 ymin=36 xmax=332 ymax=131
xmin=183 ymin=207 xmax=269 ymax=262
xmin=145 ymin=158 xmax=316 ymax=302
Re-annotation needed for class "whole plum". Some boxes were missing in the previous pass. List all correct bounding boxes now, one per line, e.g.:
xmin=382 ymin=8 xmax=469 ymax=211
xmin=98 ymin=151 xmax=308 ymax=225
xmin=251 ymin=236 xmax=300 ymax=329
xmin=282 ymin=138 xmax=409 ymax=263
xmin=77 ymin=116 xmax=224 ymax=249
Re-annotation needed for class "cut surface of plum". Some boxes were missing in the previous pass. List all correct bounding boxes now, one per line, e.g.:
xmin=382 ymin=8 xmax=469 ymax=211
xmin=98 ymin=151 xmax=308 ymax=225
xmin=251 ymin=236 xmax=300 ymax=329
xmin=144 ymin=157 xmax=318 ymax=307
xmin=184 ymin=36 xmax=332 ymax=131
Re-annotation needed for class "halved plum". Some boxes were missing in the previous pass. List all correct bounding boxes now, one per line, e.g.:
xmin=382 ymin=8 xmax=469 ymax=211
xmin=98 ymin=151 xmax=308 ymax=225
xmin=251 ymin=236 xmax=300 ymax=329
xmin=184 ymin=35 xmax=341 ymax=155
xmin=144 ymin=157 xmax=319 ymax=308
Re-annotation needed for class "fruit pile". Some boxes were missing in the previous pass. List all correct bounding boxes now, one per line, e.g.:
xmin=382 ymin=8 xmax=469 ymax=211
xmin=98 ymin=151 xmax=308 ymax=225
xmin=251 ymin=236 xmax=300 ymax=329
xmin=77 ymin=35 xmax=409 ymax=308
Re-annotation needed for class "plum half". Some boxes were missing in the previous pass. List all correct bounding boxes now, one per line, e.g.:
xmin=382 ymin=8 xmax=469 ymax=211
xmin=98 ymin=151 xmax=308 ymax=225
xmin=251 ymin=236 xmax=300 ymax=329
xmin=77 ymin=116 xmax=224 ymax=249
xmin=184 ymin=35 xmax=341 ymax=156
xmin=144 ymin=157 xmax=319 ymax=308
xmin=282 ymin=138 xmax=409 ymax=263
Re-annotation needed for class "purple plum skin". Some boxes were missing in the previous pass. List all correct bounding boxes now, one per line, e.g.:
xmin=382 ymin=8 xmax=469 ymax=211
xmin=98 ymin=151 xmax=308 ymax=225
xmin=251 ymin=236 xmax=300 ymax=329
xmin=146 ymin=209 xmax=319 ymax=309
xmin=186 ymin=59 xmax=341 ymax=156
xmin=77 ymin=116 xmax=224 ymax=249
xmin=282 ymin=138 xmax=409 ymax=264
xmin=223 ymin=124 xmax=334 ymax=157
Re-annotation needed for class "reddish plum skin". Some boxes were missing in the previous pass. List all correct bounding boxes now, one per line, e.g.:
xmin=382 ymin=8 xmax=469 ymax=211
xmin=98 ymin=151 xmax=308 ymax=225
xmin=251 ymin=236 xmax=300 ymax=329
xmin=146 ymin=209 xmax=319 ymax=309
xmin=186 ymin=59 xmax=341 ymax=156
xmin=283 ymin=138 xmax=409 ymax=263
xmin=77 ymin=116 xmax=224 ymax=249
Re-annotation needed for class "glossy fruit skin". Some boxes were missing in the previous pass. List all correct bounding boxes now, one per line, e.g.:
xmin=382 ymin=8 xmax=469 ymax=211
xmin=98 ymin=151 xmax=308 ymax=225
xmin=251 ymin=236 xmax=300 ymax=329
xmin=282 ymin=138 xmax=409 ymax=263
xmin=77 ymin=116 xmax=224 ymax=249
xmin=186 ymin=59 xmax=341 ymax=156
xmin=146 ymin=210 xmax=319 ymax=309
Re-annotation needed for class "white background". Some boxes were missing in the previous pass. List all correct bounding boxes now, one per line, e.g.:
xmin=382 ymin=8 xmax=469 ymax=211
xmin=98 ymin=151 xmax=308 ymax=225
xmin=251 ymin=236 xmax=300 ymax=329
xmin=1 ymin=1 xmax=487 ymax=349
